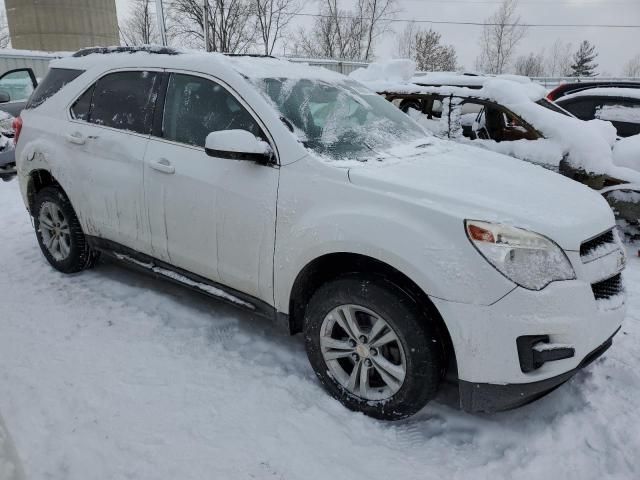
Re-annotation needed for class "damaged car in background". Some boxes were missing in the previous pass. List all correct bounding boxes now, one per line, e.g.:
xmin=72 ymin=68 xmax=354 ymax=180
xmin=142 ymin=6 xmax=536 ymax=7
xmin=353 ymin=65 xmax=640 ymax=237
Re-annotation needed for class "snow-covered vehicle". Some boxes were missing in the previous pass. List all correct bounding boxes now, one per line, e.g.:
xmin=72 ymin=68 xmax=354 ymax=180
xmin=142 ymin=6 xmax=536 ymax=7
xmin=353 ymin=65 xmax=640 ymax=234
xmin=15 ymin=47 xmax=626 ymax=419
xmin=554 ymin=87 xmax=640 ymax=138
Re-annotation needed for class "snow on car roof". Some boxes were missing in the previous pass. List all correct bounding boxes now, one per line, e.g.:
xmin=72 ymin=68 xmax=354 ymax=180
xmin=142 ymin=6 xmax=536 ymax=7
xmin=52 ymin=47 xmax=348 ymax=83
xmin=559 ymin=87 xmax=640 ymax=102
xmin=224 ymin=55 xmax=347 ymax=81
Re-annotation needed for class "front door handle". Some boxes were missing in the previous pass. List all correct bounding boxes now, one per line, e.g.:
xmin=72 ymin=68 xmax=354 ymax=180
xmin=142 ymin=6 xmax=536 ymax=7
xmin=150 ymin=158 xmax=175 ymax=174
xmin=65 ymin=131 xmax=86 ymax=145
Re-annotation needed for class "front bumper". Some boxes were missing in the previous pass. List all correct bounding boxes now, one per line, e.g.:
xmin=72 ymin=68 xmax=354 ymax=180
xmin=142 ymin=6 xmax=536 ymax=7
xmin=432 ymin=243 xmax=626 ymax=412
xmin=459 ymin=327 xmax=619 ymax=412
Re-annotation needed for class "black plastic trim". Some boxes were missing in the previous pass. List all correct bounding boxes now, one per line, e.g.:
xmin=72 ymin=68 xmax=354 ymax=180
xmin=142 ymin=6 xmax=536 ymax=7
xmin=87 ymin=236 xmax=290 ymax=330
xmin=205 ymin=147 xmax=272 ymax=164
xmin=460 ymin=327 xmax=620 ymax=413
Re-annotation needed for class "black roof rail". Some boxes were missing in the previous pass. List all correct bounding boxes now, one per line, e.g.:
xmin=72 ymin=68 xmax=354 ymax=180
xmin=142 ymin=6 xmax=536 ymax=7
xmin=223 ymin=53 xmax=278 ymax=59
xmin=72 ymin=46 xmax=181 ymax=58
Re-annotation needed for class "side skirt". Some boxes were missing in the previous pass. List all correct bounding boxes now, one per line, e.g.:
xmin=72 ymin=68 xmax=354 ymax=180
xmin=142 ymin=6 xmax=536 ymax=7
xmin=87 ymin=236 xmax=291 ymax=333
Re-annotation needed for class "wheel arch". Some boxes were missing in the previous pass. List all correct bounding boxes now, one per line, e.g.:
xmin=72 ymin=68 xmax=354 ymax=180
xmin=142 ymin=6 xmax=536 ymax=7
xmin=287 ymin=252 xmax=457 ymax=375
xmin=26 ymin=169 xmax=63 ymax=213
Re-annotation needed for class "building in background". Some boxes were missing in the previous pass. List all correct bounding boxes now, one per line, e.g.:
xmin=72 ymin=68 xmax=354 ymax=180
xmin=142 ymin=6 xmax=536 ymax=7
xmin=5 ymin=0 xmax=119 ymax=51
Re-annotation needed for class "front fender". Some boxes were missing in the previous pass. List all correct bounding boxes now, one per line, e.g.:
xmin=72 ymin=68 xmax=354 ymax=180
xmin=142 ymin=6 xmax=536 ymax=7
xmin=274 ymin=158 xmax=515 ymax=313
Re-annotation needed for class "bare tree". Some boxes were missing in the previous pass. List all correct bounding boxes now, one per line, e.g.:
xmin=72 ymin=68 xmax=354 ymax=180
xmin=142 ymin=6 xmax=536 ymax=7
xmin=120 ymin=0 xmax=158 ymax=45
xmin=545 ymin=39 xmax=573 ymax=77
xmin=169 ymin=0 xmax=257 ymax=53
xmin=0 ymin=11 xmax=10 ymax=48
xmin=476 ymin=0 xmax=527 ymax=74
xmin=414 ymin=29 xmax=457 ymax=72
xmin=623 ymin=54 xmax=640 ymax=77
xmin=253 ymin=0 xmax=303 ymax=55
xmin=395 ymin=21 xmax=418 ymax=58
xmin=514 ymin=51 xmax=545 ymax=77
xmin=293 ymin=0 xmax=395 ymax=61
xmin=362 ymin=0 xmax=397 ymax=60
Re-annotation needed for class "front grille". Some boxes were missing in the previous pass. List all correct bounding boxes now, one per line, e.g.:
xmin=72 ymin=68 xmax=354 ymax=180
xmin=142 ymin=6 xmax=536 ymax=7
xmin=591 ymin=273 xmax=623 ymax=300
xmin=581 ymin=229 xmax=614 ymax=258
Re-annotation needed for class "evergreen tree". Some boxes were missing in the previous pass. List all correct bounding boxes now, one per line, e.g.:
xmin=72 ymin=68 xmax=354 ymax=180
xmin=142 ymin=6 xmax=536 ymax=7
xmin=570 ymin=40 xmax=598 ymax=77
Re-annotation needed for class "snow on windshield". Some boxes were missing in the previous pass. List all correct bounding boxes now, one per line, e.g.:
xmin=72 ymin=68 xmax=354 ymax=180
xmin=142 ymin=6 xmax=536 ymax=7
xmin=252 ymin=77 xmax=427 ymax=161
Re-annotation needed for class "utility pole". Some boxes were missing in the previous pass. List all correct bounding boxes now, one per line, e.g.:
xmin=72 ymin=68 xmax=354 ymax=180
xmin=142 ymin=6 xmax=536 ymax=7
xmin=203 ymin=0 xmax=210 ymax=52
xmin=155 ymin=0 xmax=168 ymax=46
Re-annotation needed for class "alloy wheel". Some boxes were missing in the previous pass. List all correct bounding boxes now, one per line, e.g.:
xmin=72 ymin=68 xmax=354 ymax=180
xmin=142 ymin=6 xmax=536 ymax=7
xmin=320 ymin=304 xmax=407 ymax=401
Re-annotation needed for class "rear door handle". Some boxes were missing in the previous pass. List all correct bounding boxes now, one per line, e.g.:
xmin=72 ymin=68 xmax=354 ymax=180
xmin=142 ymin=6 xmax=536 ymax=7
xmin=65 ymin=131 xmax=86 ymax=145
xmin=150 ymin=158 xmax=175 ymax=174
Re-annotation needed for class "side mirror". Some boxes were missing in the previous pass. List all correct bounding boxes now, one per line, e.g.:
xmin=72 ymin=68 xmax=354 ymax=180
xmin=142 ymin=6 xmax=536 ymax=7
xmin=0 ymin=91 xmax=10 ymax=103
xmin=205 ymin=129 xmax=273 ymax=164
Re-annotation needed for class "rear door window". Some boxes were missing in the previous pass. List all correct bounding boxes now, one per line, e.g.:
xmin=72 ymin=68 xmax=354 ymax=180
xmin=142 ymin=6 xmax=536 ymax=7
xmin=25 ymin=68 xmax=83 ymax=109
xmin=70 ymin=84 xmax=95 ymax=121
xmin=88 ymin=71 xmax=161 ymax=135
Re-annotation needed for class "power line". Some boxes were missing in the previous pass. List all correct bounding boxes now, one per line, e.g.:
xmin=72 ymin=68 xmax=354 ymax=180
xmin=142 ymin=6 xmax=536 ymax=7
xmin=288 ymin=11 xmax=640 ymax=28
xmin=160 ymin=1 xmax=640 ymax=29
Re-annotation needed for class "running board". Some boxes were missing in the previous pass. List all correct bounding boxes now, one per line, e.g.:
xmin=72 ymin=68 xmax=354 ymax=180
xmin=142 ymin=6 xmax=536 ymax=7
xmin=86 ymin=236 xmax=289 ymax=331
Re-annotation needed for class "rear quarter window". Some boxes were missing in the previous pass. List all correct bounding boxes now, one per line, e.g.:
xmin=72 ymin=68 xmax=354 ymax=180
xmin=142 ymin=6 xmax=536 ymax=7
xmin=25 ymin=68 xmax=84 ymax=109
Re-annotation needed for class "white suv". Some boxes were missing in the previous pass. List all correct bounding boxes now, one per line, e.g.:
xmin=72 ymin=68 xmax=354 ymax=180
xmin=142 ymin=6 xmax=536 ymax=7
xmin=15 ymin=47 xmax=627 ymax=419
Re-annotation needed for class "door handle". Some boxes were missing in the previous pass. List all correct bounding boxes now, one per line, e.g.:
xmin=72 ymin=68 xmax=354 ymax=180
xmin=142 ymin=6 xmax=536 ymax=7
xmin=150 ymin=158 xmax=175 ymax=174
xmin=65 ymin=131 xmax=86 ymax=145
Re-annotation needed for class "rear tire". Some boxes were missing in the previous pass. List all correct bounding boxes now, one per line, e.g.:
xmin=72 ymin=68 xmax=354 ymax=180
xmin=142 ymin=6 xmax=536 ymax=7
xmin=304 ymin=275 xmax=442 ymax=420
xmin=33 ymin=186 xmax=99 ymax=274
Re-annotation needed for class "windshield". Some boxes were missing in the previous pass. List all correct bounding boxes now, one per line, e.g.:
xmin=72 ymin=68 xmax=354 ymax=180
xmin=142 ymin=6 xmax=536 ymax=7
xmin=254 ymin=78 xmax=427 ymax=161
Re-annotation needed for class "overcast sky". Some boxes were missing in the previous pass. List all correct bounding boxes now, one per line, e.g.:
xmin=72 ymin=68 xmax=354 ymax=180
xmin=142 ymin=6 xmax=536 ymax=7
xmin=114 ymin=0 xmax=640 ymax=75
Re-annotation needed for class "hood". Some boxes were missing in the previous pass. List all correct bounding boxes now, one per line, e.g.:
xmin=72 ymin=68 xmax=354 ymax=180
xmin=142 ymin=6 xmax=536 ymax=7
xmin=347 ymin=140 xmax=614 ymax=250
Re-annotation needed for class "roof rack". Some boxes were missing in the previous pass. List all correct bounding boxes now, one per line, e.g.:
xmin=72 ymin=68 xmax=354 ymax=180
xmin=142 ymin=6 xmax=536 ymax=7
xmin=223 ymin=53 xmax=278 ymax=59
xmin=72 ymin=46 xmax=181 ymax=58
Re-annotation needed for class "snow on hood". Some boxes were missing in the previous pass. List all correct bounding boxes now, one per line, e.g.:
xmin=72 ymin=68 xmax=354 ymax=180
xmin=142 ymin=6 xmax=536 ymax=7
xmin=347 ymin=139 xmax=614 ymax=249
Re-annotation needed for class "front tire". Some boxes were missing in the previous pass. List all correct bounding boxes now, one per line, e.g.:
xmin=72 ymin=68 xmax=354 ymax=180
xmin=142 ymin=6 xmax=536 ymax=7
xmin=304 ymin=276 xmax=442 ymax=420
xmin=33 ymin=186 xmax=99 ymax=274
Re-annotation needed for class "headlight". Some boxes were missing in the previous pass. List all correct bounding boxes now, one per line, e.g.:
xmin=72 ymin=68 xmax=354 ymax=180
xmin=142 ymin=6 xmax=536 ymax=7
xmin=465 ymin=220 xmax=575 ymax=290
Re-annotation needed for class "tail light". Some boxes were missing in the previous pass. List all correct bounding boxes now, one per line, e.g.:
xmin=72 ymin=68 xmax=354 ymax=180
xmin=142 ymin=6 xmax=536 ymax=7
xmin=12 ymin=116 xmax=23 ymax=145
xmin=546 ymin=86 xmax=563 ymax=101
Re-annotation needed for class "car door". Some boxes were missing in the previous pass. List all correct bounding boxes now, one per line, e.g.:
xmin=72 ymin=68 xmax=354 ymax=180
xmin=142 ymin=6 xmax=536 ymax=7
xmin=143 ymin=71 xmax=279 ymax=304
xmin=0 ymin=68 xmax=37 ymax=117
xmin=64 ymin=69 xmax=162 ymax=253
xmin=594 ymin=97 xmax=640 ymax=137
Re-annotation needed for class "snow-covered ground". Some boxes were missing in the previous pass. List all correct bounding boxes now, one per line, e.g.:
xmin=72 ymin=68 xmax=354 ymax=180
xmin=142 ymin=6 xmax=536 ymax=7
xmin=0 ymin=179 xmax=639 ymax=480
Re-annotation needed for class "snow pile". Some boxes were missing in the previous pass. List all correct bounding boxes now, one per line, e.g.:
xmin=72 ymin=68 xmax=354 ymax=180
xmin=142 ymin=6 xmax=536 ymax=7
xmin=613 ymin=134 xmax=640 ymax=170
xmin=350 ymin=59 xmax=416 ymax=83
xmin=596 ymin=104 xmax=640 ymax=123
